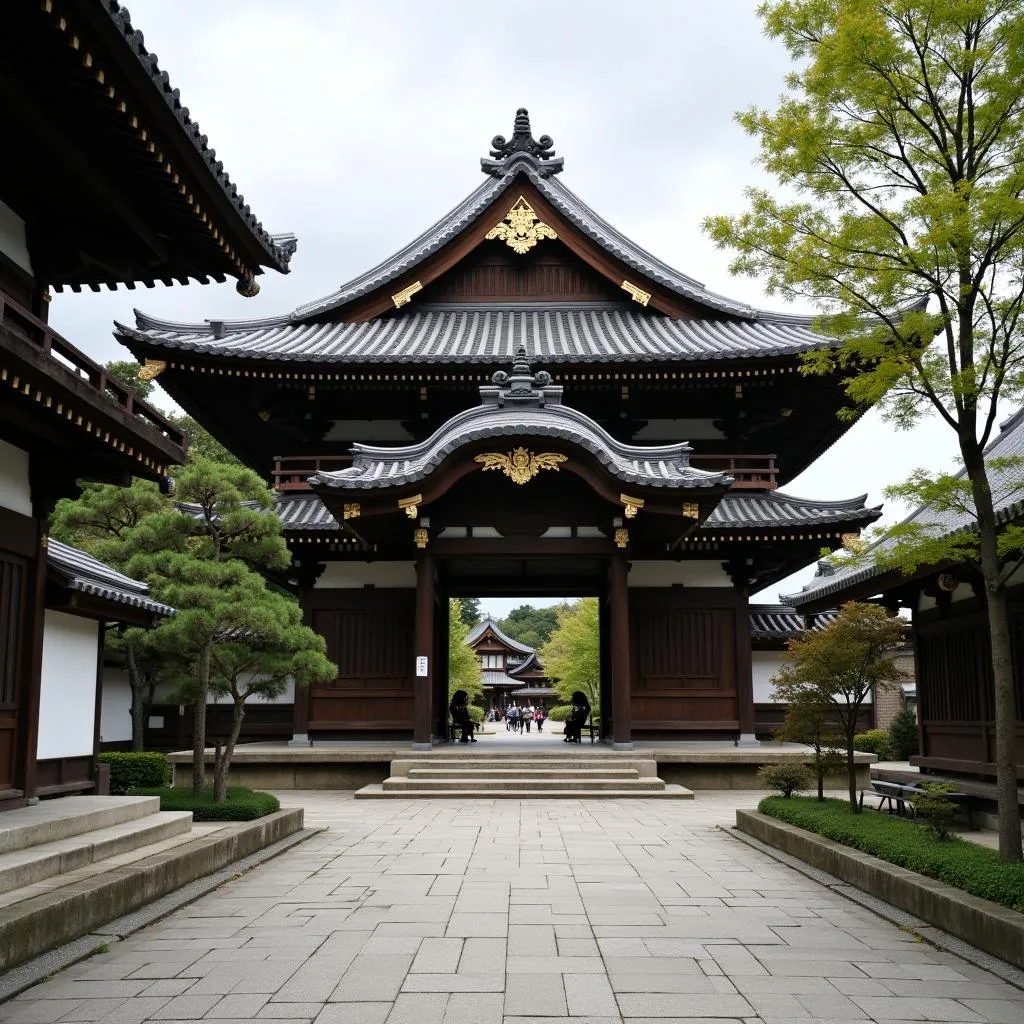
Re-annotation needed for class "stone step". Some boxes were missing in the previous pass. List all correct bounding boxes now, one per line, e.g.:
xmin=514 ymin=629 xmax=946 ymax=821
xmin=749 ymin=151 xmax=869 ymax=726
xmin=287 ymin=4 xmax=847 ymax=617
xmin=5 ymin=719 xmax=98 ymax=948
xmin=407 ymin=767 xmax=642 ymax=780
xmin=0 ymin=795 xmax=161 ymax=854
xmin=356 ymin=784 xmax=694 ymax=799
xmin=383 ymin=776 xmax=666 ymax=792
xmin=0 ymin=811 xmax=194 ymax=896
xmin=391 ymin=758 xmax=658 ymax=777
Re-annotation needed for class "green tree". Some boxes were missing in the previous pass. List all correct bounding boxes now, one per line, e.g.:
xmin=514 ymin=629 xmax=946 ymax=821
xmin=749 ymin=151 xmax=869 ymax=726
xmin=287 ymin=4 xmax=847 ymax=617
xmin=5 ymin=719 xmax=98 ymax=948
xmin=166 ymin=412 xmax=242 ymax=467
xmin=539 ymin=599 xmax=601 ymax=711
xmin=448 ymin=599 xmax=484 ymax=716
xmin=125 ymin=459 xmax=291 ymax=797
xmin=105 ymin=359 xmax=155 ymax=401
xmin=704 ymin=0 xmax=1024 ymax=859
xmin=888 ymin=702 xmax=921 ymax=761
xmin=51 ymin=480 xmax=173 ymax=750
xmin=499 ymin=604 xmax=562 ymax=650
xmin=199 ymin=590 xmax=335 ymax=801
xmin=458 ymin=597 xmax=482 ymax=628
xmin=776 ymin=691 xmax=846 ymax=800
xmin=772 ymin=603 xmax=906 ymax=812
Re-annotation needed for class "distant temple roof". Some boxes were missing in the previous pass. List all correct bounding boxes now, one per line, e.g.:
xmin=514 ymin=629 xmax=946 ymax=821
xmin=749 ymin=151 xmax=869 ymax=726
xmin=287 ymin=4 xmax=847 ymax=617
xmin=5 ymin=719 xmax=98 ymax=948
xmin=784 ymin=406 xmax=1024 ymax=608
xmin=310 ymin=349 xmax=731 ymax=492
xmin=466 ymin=614 xmax=535 ymax=656
xmin=48 ymin=540 xmax=174 ymax=618
xmin=748 ymin=604 xmax=838 ymax=639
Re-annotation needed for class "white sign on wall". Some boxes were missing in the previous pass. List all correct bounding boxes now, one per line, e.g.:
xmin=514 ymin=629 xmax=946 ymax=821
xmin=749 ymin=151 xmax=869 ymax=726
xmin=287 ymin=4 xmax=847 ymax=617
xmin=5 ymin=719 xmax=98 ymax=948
xmin=415 ymin=656 xmax=429 ymax=677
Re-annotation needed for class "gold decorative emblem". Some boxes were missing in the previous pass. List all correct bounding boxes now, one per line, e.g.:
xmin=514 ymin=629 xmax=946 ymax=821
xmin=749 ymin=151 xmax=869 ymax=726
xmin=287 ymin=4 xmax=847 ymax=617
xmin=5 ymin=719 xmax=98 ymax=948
xmin=614 ymin=528 xmax=630 ymax=549
xmin=398 ymin=494 xmax=422 ymax=519
xmin=841 ymin=532 xmax=865 ymax=553
xmin=485 ymin=196 xmax=557 ymax=255
xmin=682 ymin=502 xmax=700 ymax=520
xmin=138 ymin=359 xmax=166 ymax=382
xmin=342 ymin=503 xmax=360 ymax=520
xmin=621 ymin=494 xmax=644 ymax=519
xmin=475 ymin=447 xmax=567 ymax=485
xmin=621 ymin=280 xmax=652 ymax=306
xmin=391 ymin=281 xmax=423 ymax=309
xmin=413 ymin=527 xmax=429 ymax=549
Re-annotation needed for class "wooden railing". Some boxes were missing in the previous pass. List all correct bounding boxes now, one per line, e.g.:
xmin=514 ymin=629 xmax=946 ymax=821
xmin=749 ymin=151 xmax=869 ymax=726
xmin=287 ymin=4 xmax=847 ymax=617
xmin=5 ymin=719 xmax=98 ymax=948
xmin=272 ymin=452 xmax=778 ymax=492
xmin=689 ymin=453 xmax=778 ymax=490
xmin=0 ymin=290 xmax=187 ymax=449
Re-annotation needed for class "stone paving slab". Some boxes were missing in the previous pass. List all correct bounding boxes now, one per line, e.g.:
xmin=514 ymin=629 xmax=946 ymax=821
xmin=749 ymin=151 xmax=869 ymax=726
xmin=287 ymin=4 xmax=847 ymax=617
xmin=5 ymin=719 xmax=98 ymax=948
xmin=0 ymin=791 xmax=1021 ymax=1024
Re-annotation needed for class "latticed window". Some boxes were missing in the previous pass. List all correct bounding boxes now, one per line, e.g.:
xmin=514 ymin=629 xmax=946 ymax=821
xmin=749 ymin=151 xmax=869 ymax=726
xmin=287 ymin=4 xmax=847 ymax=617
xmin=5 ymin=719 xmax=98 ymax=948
xmin=481 ymin=654 xmax=502 ymax=669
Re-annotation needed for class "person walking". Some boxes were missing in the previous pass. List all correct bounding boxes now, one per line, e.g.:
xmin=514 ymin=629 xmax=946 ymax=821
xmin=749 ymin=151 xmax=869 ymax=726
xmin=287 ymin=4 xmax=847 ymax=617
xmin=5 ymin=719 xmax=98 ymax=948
xmin=535 ymin=707 xmax=545 ymax=733
xmin=505 ymin=703 xmax=514 ymax=731
xmin=524 ymin=703 xmax=533 ymax=733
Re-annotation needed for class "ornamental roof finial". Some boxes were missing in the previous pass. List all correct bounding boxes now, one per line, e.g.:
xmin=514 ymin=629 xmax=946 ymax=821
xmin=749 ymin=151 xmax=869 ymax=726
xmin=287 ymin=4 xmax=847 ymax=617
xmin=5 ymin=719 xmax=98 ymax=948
xmin=481 ymin=108 xmax=564 ymax=179
xmin=487 ymin=346 xmax=556 ymax=405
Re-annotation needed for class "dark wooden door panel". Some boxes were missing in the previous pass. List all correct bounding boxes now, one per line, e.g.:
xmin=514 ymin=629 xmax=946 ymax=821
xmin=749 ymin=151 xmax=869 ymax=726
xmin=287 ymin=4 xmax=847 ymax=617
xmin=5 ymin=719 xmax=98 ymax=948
xmin=0 ymin=551 xmax=28 ymax=792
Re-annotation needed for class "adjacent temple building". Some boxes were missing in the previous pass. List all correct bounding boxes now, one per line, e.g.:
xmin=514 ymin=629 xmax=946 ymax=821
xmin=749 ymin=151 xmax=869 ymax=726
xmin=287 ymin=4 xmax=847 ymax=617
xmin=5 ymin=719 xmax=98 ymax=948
xmin=119 ymin=110 xmax=880 ymax=750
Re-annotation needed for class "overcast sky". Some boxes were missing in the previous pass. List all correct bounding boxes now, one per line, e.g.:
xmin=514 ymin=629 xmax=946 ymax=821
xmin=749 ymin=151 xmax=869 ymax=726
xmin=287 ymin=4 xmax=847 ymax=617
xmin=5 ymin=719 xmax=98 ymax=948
xmin=48 ymin=0 xmax=964 ymax=613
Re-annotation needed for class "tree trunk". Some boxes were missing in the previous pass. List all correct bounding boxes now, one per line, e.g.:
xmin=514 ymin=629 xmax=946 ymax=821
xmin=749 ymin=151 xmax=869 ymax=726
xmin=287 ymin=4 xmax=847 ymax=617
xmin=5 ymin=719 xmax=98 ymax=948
xmin=815 ymin=744 xmax=825 ymax=800
xmin=126 ymin=638 xmax=145 ymax=753
xmin=191 ymin=643 xmax=211 ymax=797
xmin=846 ymin=741 xmax=858 ymax=812
xmin=964 ymin=448 xmax=1023 ymax=860
xmin=214 ymin=698 xmax=246 ymax=803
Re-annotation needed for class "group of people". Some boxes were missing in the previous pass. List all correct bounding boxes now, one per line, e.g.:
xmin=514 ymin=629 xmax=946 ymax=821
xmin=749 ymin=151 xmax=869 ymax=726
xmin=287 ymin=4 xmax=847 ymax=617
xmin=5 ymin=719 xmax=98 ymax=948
xmin=501 ymin=703 xmax=545 ymax=733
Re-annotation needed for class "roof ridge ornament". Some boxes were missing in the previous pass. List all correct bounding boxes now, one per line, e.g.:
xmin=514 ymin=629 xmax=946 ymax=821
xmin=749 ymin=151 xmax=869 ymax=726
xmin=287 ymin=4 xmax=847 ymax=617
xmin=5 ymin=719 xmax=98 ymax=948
xmin=481 ymin=108 xmax=564 ymax=178
xmin=486 ymin=345 xmax=557 ymax=407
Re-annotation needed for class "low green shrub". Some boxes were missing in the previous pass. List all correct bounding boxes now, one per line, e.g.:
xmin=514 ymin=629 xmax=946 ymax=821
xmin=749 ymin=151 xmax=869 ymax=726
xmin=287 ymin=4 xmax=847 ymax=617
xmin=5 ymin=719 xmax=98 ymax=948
xmin=469 ymin=706 xmax=485 ymax=724
xmin=757 ymin=762 xmax=812 ymax=797
xmin=911 ymin=782 xmax=958 ymax=840
xmin=98 ymin=752 xmax=171 ymax=794
xmin=759 ymin=795 xmax=1024 ymax=912
xmin=887 ymin=705 xmax=919 ymax=761
xmin=130 ymin=786 xmax=280 ymax=821
xmin=546 ymin=705 xmax=572 ymax=722
xmin=852 ymin=729 xmax=890 ymax=759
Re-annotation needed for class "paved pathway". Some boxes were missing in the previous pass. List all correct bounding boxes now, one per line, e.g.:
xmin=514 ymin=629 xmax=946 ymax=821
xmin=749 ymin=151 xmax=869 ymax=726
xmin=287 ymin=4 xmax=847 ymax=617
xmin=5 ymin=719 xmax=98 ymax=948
xmin=2 ymin=792 xmax=1022 ymax=1024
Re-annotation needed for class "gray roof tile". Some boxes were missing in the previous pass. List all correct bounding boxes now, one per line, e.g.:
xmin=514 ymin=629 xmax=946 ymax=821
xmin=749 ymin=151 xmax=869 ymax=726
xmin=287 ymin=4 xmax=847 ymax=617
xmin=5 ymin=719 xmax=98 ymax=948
xmin=120 ymin=304 xmax=826 ymax=365
xmin=785 ymin=406 xmax=1024 ymax=607
xmin=748 ymin=604 xmax=838 ymax=639
xmin=705 ymin=491 xmax=882 ymax=529
xmin=48 ymin=540 xmax=174 ymax=617
xmin=466 ymin=615 xmax=536 ymax=656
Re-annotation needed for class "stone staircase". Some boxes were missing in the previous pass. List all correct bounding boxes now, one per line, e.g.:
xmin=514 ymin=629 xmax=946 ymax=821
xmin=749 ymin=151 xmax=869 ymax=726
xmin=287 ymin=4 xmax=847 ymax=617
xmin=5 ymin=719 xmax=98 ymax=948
xmin=0 ymin=794 xmax=304 ymax=974
xmin=355 ymin=752 xmax=692 ymax=798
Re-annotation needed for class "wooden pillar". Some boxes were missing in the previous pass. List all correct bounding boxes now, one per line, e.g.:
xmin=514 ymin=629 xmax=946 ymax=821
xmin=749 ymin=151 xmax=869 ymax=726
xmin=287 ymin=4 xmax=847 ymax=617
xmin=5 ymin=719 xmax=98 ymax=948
xmin=413 ymin=551 xmax=435 ymax=750
xmin=733 ymin=585 xmax=757 ymax=745
xmin=609 ymin=553 xmax=633 ymax=750
xmin=289 ymin=562 xmax=325 ymax=747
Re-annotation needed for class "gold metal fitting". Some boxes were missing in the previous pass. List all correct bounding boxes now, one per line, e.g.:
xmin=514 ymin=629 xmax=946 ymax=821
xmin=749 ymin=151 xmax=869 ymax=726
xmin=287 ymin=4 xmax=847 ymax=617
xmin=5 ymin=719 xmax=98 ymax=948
xmin=614 ymin=528 xmax=629 ymax=549
xmin=621 ymin=494 xmax=644 ymax=519
xmin=399 ymin=494 xmax=422 ymax=519
xmin=682 ymin=502 xmax=699 ymax=520
xmin=343 ymin=503 xmax=360 ymax=520
xmin=391 ymin=281 xmax=423 ymax=308
xmin=414 ymin=527 xmax=429 ymax=549
xmin=621 ymin=280 xmax=652 ymax=306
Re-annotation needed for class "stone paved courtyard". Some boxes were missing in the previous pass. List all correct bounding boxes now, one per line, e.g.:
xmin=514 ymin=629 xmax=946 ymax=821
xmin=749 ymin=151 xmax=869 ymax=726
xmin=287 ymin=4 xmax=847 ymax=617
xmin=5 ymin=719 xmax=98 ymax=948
xmin=2 ymin=791 xmax=1022 ymax=1024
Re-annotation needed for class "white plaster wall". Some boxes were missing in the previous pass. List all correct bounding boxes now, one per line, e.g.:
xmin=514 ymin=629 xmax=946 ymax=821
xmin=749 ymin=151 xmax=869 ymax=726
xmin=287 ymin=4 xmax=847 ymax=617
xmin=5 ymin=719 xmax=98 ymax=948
xmin=0 ymin=439 xmax=32 ymax=517
xmin=0 ymin=200 xmax=32 ymax=275
xmin=38 ymin=611 xmax=98 ymax=760
xmin=628 ymin=560 xmax=733 ymax=588
xmin=99 ymin=666 xmax=133 ymax=744
xmin=315 ymin=562 xmax=417 ymax=589
xmin=752 ymin=650 xmax=785 ymax=704
xmin=209 ymin=675 xmax=296 ymax=705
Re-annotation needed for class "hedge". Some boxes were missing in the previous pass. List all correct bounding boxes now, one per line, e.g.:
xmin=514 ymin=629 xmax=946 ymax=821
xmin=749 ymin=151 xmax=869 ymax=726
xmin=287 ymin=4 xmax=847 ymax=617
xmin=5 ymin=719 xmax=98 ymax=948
xmin=98 ymin=752 xmax=171 ymax=794
xmin=129 ymin=786 xmax=280 ymax=821
xmin=759 ymin=795 xmax=1024 ymax=913
xmin=852 ymin=729 xmax=890 ymax=759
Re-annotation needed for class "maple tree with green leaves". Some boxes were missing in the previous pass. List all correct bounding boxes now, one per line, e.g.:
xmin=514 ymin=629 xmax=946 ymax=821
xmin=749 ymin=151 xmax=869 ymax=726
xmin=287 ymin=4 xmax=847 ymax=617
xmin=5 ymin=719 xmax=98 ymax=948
xmin=705 ymin=0 xmax=1024 ymax=858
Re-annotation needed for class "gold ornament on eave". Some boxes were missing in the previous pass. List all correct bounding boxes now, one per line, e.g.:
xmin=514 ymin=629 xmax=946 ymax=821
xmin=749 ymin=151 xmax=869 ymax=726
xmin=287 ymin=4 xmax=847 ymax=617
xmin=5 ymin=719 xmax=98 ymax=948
xmin=486 ymin=196 xmax=557 ymax=254
xmin=475 ymin=447 xmax=567 ymax=485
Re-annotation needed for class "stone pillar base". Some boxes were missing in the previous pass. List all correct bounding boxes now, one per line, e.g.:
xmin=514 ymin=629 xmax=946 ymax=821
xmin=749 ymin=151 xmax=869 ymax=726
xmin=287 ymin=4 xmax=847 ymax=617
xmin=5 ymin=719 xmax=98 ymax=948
xmin=611 ymin=742 xmax=635 ymax=751
xmin=736 ymin=733 xmax=760 ymax=747
xmin=287 ymin=734 xmax=311 ymax=748
xmin=411 ymin=742 xmax=433 ymax=752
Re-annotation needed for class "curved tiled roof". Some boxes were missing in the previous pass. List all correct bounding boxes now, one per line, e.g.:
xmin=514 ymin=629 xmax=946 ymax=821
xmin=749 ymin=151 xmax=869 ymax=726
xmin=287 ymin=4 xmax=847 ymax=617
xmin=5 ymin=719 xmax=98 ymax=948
xmin=102 ymin=1 xmax=295 ymax=274
xmin=48 ymin=540 xmax=174 ymax=617
xmin=705 ymin=491 xmax=881 ymax=529
xmin=748 ymin=604 xmax=839 ymax=639
xmin=310 ymin=372 xmax=729 ymax=493
xmin=120 ymin=304 xmax=825 ymax=365
xmin=467 ymin=615 xmax=536 ymax=656
xmin=272 ymin=490 xmax=879 ymax=534
xmin=785 ymin=406 xmax=1024 ymax=607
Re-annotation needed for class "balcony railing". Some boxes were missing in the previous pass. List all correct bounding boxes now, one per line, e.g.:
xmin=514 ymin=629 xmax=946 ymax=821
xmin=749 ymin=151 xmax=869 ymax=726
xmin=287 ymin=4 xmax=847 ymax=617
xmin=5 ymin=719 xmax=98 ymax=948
xmin=0 ymin=289 xmax=187 ymax=449
xmin=272 ymin=452 xmax=778 ymax=492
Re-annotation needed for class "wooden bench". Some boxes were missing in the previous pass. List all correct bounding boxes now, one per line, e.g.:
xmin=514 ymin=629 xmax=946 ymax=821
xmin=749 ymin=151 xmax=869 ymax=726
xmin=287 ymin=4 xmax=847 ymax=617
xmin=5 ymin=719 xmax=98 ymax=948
xmin=860 ymin=779 xmax=975 ymax=826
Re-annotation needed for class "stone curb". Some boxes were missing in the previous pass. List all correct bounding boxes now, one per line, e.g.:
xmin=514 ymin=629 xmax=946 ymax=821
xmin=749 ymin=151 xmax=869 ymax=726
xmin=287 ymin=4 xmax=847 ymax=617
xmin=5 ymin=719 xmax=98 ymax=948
xmin=736 ymin=809 xmax=1024 ymax=971
xmin=0 ymin=807 xmax=304 ymax=976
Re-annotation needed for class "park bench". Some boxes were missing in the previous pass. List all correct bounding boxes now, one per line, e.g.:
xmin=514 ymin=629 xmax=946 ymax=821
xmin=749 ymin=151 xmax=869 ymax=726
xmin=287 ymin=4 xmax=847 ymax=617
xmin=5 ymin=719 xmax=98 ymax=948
xmin=859 ymin=779 xmax=974 ymax=826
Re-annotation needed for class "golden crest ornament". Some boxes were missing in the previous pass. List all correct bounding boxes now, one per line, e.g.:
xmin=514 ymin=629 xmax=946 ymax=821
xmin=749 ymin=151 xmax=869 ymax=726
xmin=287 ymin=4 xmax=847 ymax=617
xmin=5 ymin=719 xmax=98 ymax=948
xmin=474 ymin=447 xmax=567 ymax=484
xmin=486 ymin=196 xmax=557 ymax=255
